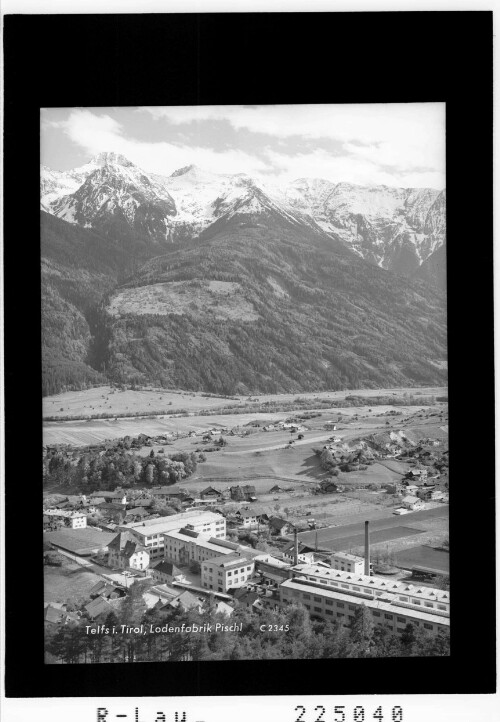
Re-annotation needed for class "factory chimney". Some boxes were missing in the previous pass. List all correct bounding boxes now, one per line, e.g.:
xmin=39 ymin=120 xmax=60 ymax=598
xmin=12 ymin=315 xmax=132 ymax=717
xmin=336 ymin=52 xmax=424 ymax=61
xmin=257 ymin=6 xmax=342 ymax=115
xmin=364 ymin=520 xmax=370 ymax=576
xmin=293 ymin=527 xmax=299 ymax=566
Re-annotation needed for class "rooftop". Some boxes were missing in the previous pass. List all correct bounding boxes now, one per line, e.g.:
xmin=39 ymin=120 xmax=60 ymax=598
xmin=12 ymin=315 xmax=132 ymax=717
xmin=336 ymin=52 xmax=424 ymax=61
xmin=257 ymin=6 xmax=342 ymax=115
xmin=44 ymin=528 xmax=116 ymax=555
xmin=123 ymin=510 xmax=224 ymax=537
xmin=203 ymin=553 xmax=254 ymax=570
xmin=288 ymin=563 xmax=450 ymax=603
xmin=331 ymin=551 xmax=365 ymax=563
xmin=152 ymin=560 xmax=179 ymax=576
xmin=163 ymin=529 xmax=235 ymax=554
xmin=281 ymin=579 xmax=450 ymax=627
xmin=44 ymin=509 xmax=87 ymax=518
xmin=209 ymin=537 xmax=240 ymax=550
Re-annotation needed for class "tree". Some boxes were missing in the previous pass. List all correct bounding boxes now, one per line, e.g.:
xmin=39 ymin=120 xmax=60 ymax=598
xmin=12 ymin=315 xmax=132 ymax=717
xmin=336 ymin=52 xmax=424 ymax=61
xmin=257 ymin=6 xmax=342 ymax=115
xmin=349 ymin=605 xmax=374 ymax=656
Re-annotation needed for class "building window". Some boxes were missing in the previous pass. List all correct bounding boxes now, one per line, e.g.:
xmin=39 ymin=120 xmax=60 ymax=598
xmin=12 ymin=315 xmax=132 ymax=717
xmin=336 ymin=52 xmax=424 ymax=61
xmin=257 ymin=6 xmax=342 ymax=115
xmin=397 ymin=617 xmax=405 ymax=623
xmin=314 ymin=607 xmax=322 ymax=612
xmin=337 ymin=613 xmax=344 ymax=618
xmin=304 ymin=604 xmax=310 ymax=610
xmin=437 ymin=604 xmax=447 ymax=611
xmin=313 ymin=596 xmax=321 ymax=602
xmin=373 ymin=611 xmax=381 ymax=617
xmin=303 ymin=594 xmax=311 ymax=600
xmin=325 ymin=600 xmax=333 ymax=606
xmin=425 ymin=602 xmax=434 ymax=608
xmin=348 ymin=605 xmax=356 ymax=611
xmin=424 ymin=623 xmax=433 ymax=630
xmin=384 ymin=614 xmax=393 ymax=620
xmin=337 ymin=602 xmax=345 ymax=609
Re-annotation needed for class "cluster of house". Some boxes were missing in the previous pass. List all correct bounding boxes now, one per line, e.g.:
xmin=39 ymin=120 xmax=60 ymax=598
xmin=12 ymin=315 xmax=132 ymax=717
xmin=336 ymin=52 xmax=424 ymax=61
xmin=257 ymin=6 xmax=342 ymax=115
xmin=386 ymin=469 xmax=448 ymax=513
xmin=262 ymin=422 xmax=307 ymax=433
xmin=43 ymin=483 xmax=265 ymax=534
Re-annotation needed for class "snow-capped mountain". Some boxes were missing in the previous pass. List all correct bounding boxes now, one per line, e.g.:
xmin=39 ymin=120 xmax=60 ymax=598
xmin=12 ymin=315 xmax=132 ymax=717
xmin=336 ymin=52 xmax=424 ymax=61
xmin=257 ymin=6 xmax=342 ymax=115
xmin=284 ymin=179 xmax=446 ymax=275
xmin=40 ymin=153 xmax=446 ymax=283
xmin=45 ymin=152 xmax=177 ymax=242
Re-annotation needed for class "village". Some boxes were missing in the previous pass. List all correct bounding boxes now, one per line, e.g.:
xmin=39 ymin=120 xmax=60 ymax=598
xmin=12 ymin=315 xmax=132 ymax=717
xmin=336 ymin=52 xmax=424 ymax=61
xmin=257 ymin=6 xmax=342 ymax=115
xmin=43 ymin=391 xmax=449 ymax=657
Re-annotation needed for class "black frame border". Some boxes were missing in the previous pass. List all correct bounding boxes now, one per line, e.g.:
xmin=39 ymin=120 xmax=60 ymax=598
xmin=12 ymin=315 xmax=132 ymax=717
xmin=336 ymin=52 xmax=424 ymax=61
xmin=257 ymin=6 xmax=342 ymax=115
xmin=3 ymin=11 xmax=495 ymax=698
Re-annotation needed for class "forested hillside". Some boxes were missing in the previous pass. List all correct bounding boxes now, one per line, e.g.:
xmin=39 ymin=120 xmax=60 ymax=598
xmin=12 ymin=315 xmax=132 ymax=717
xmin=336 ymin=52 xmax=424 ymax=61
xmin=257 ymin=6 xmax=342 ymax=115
xmin=41 ymin=201 xmax=447 ymax=396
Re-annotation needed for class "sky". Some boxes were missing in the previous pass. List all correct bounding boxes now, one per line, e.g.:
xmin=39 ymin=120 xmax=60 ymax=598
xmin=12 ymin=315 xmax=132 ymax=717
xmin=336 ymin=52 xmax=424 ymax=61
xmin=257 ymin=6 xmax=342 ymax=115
xmin=41 ymin=104 xmax=446 ymax=189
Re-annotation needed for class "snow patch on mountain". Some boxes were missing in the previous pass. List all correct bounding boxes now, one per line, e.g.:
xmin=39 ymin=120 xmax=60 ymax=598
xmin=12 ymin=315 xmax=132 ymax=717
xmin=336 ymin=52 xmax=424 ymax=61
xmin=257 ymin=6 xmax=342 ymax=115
xmin=40 ymin=153 xmax=446 ymax=279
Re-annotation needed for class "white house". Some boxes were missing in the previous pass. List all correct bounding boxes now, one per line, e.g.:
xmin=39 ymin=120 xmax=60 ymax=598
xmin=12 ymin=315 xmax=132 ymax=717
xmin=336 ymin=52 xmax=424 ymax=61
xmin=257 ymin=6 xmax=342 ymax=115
xmin=401 ymin=495 xmax=425 ymax=511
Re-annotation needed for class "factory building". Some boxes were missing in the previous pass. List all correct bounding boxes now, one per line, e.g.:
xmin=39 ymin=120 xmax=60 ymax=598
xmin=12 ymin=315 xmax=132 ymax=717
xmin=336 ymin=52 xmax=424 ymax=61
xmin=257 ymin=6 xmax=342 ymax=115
xmin=120 ymin=510 xmax=226 ymax=560
xmin=280 ymin=575 xmax=449 ymax=635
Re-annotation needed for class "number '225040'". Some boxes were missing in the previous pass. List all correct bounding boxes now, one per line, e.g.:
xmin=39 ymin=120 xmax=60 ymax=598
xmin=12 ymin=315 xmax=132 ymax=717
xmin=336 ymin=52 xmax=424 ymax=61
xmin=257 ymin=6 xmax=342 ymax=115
xmin=294 ymin=705 xmax=403 ymax=722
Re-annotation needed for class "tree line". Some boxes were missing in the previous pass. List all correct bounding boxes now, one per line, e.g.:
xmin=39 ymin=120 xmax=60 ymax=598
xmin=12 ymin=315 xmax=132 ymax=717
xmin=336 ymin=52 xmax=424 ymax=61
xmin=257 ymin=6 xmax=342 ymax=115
xmin=43 ymin=445 xmax=200 ymax=491
xmin=45 ymin=580 xmax=450 ymax=664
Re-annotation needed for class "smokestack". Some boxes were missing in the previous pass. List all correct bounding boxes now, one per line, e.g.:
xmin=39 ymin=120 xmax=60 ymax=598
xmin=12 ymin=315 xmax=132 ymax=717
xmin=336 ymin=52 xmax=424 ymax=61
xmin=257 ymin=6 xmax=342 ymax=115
xmin=364 ymin=520 xmax=370 ymax=576
xmin=293 ymin=528 xmax=299 ymax=566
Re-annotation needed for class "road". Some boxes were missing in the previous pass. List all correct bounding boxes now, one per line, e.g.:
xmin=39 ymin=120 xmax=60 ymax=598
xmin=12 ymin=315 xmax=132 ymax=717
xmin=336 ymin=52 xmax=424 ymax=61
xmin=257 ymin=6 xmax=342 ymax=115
xmin=295 ymin=505 xmax=449 ymax=547
xmin=223 ymin=433 xmax=334 ymax=455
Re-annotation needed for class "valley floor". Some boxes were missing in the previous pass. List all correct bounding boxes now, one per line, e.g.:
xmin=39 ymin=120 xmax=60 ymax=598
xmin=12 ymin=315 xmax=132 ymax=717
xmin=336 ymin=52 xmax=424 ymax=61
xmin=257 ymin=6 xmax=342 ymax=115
xmin=43 ymin=387 xmax=449 ymax=567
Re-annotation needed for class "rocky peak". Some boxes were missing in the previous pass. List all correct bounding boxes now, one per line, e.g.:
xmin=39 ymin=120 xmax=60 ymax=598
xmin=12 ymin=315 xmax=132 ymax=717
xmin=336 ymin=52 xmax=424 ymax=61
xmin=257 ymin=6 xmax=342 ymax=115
xmin=91 ymin=151 xmax=134 ymax=168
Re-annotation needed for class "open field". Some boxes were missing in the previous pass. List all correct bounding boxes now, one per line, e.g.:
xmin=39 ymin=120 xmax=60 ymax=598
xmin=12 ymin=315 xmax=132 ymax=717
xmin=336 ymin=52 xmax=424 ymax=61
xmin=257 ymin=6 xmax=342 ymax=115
xmin=43 ymin=401 xmax=446 ymax=448
xmin=44 ymin=558 xmax=101 ymax=604
xmin=43 ymin=385 xmax=447 ymax=421
xmin=109 ymin=280 xmax=259 ymax=321
xmin=309 ymin=525 xmax=425 ymax=552
xmin=297 ymin=506 xmax=449 ymax=547
xmin=392 ymin=546 xmax=449 ymax=573
xmin=43 ymin=385 xmax=242 ymax=421
xmin=44 ymin=410 xmax=316 ymax=446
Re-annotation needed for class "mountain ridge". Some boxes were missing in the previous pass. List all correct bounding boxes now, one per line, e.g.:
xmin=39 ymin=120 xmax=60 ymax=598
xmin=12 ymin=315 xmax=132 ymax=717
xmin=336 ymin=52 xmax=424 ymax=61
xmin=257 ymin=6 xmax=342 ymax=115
xmin=40 ymin=155 xmax=447 ymax=396
xmin=41 ymin=154 xmax=446 ymax=286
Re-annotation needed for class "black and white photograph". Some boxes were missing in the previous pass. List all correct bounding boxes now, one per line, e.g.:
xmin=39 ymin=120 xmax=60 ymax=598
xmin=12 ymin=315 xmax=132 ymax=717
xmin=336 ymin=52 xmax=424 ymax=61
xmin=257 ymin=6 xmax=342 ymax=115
xmin=3 ymin=8 xmax=495 ymax=712
xmin=40 ymin=103 xmax=450 ymax=664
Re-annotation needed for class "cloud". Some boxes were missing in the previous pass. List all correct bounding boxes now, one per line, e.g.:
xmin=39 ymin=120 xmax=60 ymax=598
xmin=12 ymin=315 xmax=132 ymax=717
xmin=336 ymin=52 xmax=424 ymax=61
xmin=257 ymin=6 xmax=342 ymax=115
xmin=44 ymin=109 xmax=124 ymax=148
xmin=139 ymin=102 xmax=445 ymax=147
xmin=139 ymin=103 xmax=446 ymax=187
xmin=49 ymin=109 xmax=271 ymax=177
xmin=44 ymin=106 xmax=445 ymax=189
xmin=264 ymin=147 xmax=444 ymax=188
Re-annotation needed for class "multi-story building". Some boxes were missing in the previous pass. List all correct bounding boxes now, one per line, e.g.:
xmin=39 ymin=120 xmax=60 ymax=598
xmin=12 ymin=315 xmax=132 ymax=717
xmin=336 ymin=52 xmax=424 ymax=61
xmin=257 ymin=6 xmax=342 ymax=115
xmin=201 ymin=553 xmax=256 ymax=593
xmin=108 ymin=531 xmax=150 ymax=571
xmin=44 ymin=509 xmax=87 ymax=529
xmin=281 ymin=563 xmax=449 ymax=635
xmin=121 ymin=510 xmax=226 ymax=560
xmin=163 ymin=528 xmax=241 ymax=565
xmin=330 ymin=552 xmax=365 ymax=574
